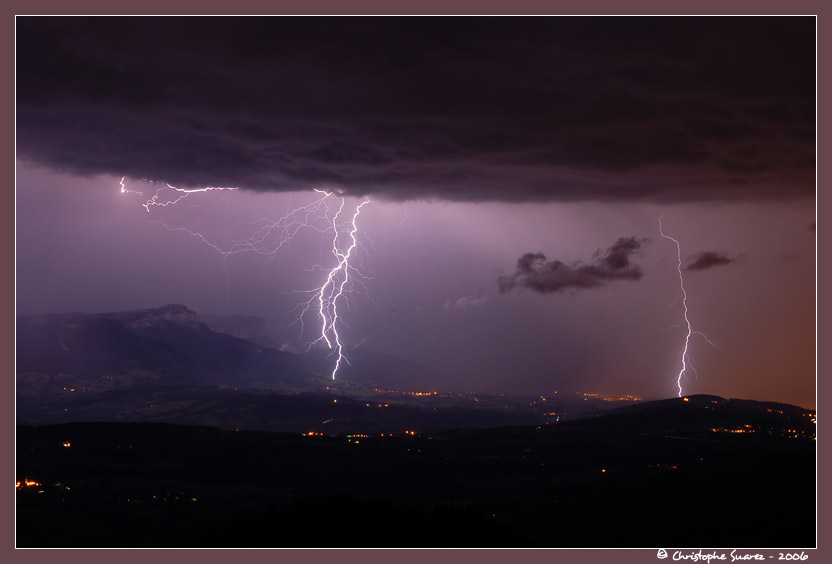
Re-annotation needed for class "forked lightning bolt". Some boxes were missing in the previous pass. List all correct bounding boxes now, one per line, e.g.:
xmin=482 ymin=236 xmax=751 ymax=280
xmin=316 ymin=200 xmax=369 ymax=379
xmin=119 ymin=176 xmax=372 ymax=381
xmin=659 ymin=216 xmax=718 ymax=397
xmin=287 ymin=196 xmax=372 ymax=380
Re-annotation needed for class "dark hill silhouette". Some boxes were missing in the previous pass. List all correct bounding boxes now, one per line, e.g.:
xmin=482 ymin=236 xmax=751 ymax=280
xmin=16 ymin=391 xmax=815 ymax=548
xmin=576 ymin=394 xmax=815 ymax=438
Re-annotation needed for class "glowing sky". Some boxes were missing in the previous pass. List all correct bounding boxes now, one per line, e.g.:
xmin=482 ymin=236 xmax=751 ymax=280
xmin=15 ymin=16 xmax=816 ymax=407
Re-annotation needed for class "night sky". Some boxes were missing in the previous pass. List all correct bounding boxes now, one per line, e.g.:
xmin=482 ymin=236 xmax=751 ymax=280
xmin=15 ymin=17 xmax=816 ymax=407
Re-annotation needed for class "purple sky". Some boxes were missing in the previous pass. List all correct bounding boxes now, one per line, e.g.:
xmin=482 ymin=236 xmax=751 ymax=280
xmin=15 ymin=17 xmax=816 ymax=407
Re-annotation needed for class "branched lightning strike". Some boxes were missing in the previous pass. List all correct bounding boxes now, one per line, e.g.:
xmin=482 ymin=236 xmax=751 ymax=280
xmin=120 ymin=176 xmax=373 ymax=381
xmin=659 ymin=216 xmax=719 ymax=397
xmin=141 ymin=182 xmax=238 ymax=213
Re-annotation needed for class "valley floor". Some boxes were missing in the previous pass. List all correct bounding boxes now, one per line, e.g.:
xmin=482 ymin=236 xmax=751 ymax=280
xmin=15 ymin=414 xmax=816 ymax=548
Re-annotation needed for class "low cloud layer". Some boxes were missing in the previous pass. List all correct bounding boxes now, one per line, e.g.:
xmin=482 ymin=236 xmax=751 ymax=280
xmin=498 ymin=237 xmax=648 ymax=295
xmin=16 ymin=17 xmax=815 ymax=203
xmin=685 ymin=251 xmax=741 ymax=272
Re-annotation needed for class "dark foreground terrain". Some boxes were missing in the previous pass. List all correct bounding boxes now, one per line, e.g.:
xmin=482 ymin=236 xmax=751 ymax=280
xmin=16 ymin=395 xmax=815 ymax=548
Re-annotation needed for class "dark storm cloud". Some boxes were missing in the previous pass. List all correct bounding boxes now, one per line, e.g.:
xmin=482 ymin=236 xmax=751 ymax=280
xmin=685 ymin=251 xmax=740 ymax=272
xmin=16 ymin=17 xmax=815 ymax=202
xmin=498 ymin=237 xmax=648 ymax=294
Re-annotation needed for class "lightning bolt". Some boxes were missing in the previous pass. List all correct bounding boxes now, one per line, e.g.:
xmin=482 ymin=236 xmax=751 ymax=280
xmin=119 ymin=176 xmax=142 ymax=195
xmin=120 ymin=176 xmax=372 ymax=381
xmin=320 ymin=199 xmax=369 ymax=379
xmin=660 ymin=217 xmax=691 ymax=397
xmin=141 ymin=182 xmax=238 ymax=213
xmin=659 ymin=217 xmax=723 ymax=397
xmin=287 ymin=196 xmax=371 ymax=380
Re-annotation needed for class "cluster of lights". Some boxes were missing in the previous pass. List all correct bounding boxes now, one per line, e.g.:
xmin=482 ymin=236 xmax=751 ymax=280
xmin=16 ymin=478 xmax=41 ymax=489
xmin=711 ymin=426 xmax=755 ymax=434
xmin=301 ymin=431 xmax=419 ymax=438
xmin=780 ymin=428 xmax=811 ymax=438
xmin=373 ymin=388 xmax=440 ymax=396
xmin=581 ymin=392 xmax=642 ymax=402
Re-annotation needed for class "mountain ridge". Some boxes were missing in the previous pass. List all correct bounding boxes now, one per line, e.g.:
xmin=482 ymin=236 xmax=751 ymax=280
xmin=17 ymin=304 xmax=452 ymax=398
xmin=16 ymin=304 xmax=315 ymax=396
